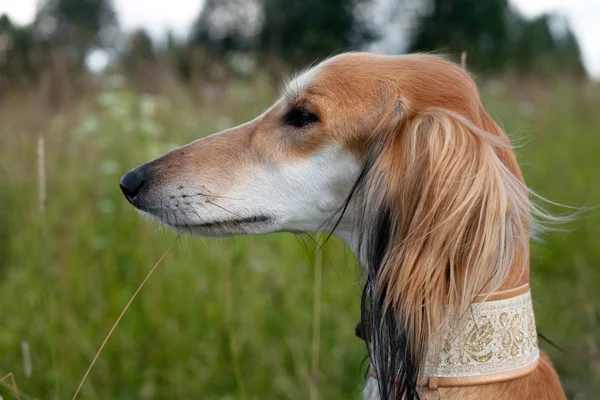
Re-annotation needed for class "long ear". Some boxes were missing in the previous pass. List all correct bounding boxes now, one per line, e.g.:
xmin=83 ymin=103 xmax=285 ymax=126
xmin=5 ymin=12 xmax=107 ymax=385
xmin=355 ymin=107 xmax=531 ymax=399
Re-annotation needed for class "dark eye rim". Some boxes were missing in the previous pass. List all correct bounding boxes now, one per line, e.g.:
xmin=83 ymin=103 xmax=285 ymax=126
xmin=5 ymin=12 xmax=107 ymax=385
xmin=283 ymin=108 xmax=319 ymax=128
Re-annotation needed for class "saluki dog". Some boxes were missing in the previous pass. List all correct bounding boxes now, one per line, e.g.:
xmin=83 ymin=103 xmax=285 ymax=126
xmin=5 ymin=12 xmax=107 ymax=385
xmin=120 ymin=53 xmax=566 ymax=399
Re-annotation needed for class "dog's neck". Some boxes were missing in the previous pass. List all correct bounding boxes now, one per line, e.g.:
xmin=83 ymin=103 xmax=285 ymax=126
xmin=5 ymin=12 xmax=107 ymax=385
xmin=359 ymin=283 xmax=540 ymax=389
xmin=419 ymin=283 xmax=539 ymax=388
xmin=338 ymin=230 xmax=539 ymax=388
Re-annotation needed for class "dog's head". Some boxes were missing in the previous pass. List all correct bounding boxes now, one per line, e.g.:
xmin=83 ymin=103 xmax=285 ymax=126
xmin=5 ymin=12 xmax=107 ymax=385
xmin=120 ymin=53 xmax=508 ymax=237
xmin=121 ymin=52 xmax=532 ymax=398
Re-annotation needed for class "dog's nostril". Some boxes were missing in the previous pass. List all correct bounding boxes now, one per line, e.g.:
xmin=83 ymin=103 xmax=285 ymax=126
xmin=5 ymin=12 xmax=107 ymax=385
xmin=120 ymin=170 xmax=145 ymax=202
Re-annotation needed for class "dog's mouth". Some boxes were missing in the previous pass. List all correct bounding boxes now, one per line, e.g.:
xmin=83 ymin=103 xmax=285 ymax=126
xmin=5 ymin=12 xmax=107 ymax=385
xmin=164 ymin=214 xmax=275 ymax=236
xmin=172 ymin=214 xmax=272 ymax=230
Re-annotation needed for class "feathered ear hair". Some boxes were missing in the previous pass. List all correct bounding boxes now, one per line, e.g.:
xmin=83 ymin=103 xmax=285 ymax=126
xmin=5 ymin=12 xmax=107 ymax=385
xmin=347 ymin=105 xmax=534 ymax=399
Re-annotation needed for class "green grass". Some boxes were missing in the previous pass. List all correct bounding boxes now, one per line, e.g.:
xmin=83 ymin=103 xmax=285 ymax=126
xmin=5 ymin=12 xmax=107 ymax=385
xmin=0 ymin=76 xmax=599 ymax=399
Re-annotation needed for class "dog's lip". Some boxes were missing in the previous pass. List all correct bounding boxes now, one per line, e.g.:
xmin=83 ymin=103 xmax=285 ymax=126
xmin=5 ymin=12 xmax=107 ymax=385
xmin=171 ymin=214 xmax=273 ymax=230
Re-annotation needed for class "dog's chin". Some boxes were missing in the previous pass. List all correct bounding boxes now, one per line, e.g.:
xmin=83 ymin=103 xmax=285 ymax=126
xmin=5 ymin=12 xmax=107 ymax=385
xmin=139 ymin=210 xmax=276 ymax=237
xmin=175 ymin=217 xmax=275 ymax=237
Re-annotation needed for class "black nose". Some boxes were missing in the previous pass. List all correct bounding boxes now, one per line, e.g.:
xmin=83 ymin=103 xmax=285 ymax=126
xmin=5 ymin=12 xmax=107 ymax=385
xmin=120 ymin=169 xmax=145 ymax=202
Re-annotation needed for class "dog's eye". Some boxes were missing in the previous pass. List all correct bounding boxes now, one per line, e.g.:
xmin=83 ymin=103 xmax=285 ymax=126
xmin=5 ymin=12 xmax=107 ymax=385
xmin=284 ymin=109 xmax=318 ymax=128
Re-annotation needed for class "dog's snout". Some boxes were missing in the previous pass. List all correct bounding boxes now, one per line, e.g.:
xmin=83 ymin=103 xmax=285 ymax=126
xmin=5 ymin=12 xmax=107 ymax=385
xmin=120 ymin=168 xmax=146 ymax=203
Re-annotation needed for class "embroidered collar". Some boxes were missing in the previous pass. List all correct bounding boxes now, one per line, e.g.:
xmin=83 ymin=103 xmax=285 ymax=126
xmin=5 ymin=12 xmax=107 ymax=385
xmin=368 ymin=284 xmax=539 ymax=389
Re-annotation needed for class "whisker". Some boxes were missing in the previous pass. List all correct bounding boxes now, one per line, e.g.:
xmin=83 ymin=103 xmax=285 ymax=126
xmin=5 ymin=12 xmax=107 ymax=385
xmin=205 ymin=200 xmax=246 ymax=218
xmin=294 ymin=233 xmax=313 ymax=261
xmin=205 ymin=194 xmax=245 ymax=201
xmin=302 ymin=233 xmax=337 ymax=275
xmin=205 ymin=200 xmax=276 ymax=254
xmin=197 ymin=202 xmax=218 ymax=222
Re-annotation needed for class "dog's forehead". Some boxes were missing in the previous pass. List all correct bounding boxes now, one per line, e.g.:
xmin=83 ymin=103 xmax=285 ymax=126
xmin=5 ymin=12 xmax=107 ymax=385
xmin=281 ymin=54 xmax=361 ymax=98
xmin=281 ymin=64 xmax=323 ymax=102
xmin=281 ymin=53 xmax=391 ymax=105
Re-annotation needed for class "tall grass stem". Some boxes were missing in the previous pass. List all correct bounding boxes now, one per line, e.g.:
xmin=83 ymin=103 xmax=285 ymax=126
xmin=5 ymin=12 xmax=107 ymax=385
xmin=71 ymin=237 xmax=179 ymax=400
xmin=309 ymin=238 xmax=324 ymax=400
xmin=225 ymin=259 xmax=247 ymax=400
xmin=36 ymin=134 xmax=46 ymax=214
xmin=20 ymin=341 xmax=32 ymax=378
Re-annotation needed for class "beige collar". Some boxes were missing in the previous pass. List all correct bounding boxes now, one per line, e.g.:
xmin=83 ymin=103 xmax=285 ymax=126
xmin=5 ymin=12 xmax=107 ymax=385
xmin=370 ymin=284 xmax=539 ymax=389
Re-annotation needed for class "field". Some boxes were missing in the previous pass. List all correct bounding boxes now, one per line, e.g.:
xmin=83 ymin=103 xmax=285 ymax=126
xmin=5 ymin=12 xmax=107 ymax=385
xmin=1 ymin=75 xmax=599 ymax=399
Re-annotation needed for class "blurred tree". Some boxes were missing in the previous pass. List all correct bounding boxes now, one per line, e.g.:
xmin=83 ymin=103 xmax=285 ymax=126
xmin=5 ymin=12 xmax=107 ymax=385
xmin=162 ymin=30 xmax=195 ymax=82
xmin=259 ymin=0 xmax=378 ymax=67
xmin=124 ymin=29 xmax=155 ymax=65
xmin=189 ymin=0 xmax=258 ymax=54
xmin=185 ymin=0 xmax=259 ymax=81
xmin=0 ymin=14 xmax=16 ymax=69
xmin=407 ymin=0 xmax=586 ymax=77
xmin=35 ymin=0 xmax=117 ymax=66
xmin=409 ymin=0 xmax=511 ymax=72
xmin=0 ymin=14 xmax=42 ymax=88
xmin=166 ymin=30 xmax=179 ymax=55
xmin=122 ymin=29 xmax=160 ymax=92
xmin=556 ymin=27 xmax=586 ymax=77
xmin=510 ymin=14 xmax=586 ymax=77
xmin=0 ymin=14 xmax=10 ymax=34
xmin=172 ymin=0 xmax=257 ymax=85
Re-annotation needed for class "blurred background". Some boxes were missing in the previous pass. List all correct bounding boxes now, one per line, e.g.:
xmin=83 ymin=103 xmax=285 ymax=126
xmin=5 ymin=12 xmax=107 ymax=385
xmin=0 ymin=0 xmax=599 ymax=399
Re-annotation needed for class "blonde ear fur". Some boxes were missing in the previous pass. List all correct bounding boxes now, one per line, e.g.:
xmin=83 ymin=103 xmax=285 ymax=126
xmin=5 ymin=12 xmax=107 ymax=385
xmin=357 ymin=106 xmax=534 ymax=384
xmin=379 ymin=107 xmax=531 ymax=330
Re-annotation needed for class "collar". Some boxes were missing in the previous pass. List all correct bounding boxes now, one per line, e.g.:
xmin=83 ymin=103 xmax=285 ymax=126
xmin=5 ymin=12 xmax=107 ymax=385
xmin=368 ymin=283 xmax=539 ymax=389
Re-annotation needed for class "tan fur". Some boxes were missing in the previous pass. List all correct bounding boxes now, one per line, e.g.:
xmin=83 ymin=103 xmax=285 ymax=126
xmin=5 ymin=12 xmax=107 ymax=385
xmin=295 ymin=53 xmax=563 ymax=398
xmin=432 ymin=352 xmax=565 ymax=400
xmin=321 ymin=54 xmax=562 ymax=399
xmin=148 ymin=52 xmax=564 ymax=398
xmin=372 ymin=107 xmax=531 ymax=346
xmin=147 ymin=121 xmax=258 ymax=192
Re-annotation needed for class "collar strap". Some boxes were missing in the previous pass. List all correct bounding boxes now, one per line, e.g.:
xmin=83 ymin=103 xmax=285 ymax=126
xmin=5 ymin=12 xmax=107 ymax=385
xmin=369 ymin=283 xmax=539 ymax=389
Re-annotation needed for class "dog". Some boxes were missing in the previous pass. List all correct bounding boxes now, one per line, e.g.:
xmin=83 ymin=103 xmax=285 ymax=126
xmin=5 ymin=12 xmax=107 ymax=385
xmin=120 ymin=52 xmax=566 ymax=399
